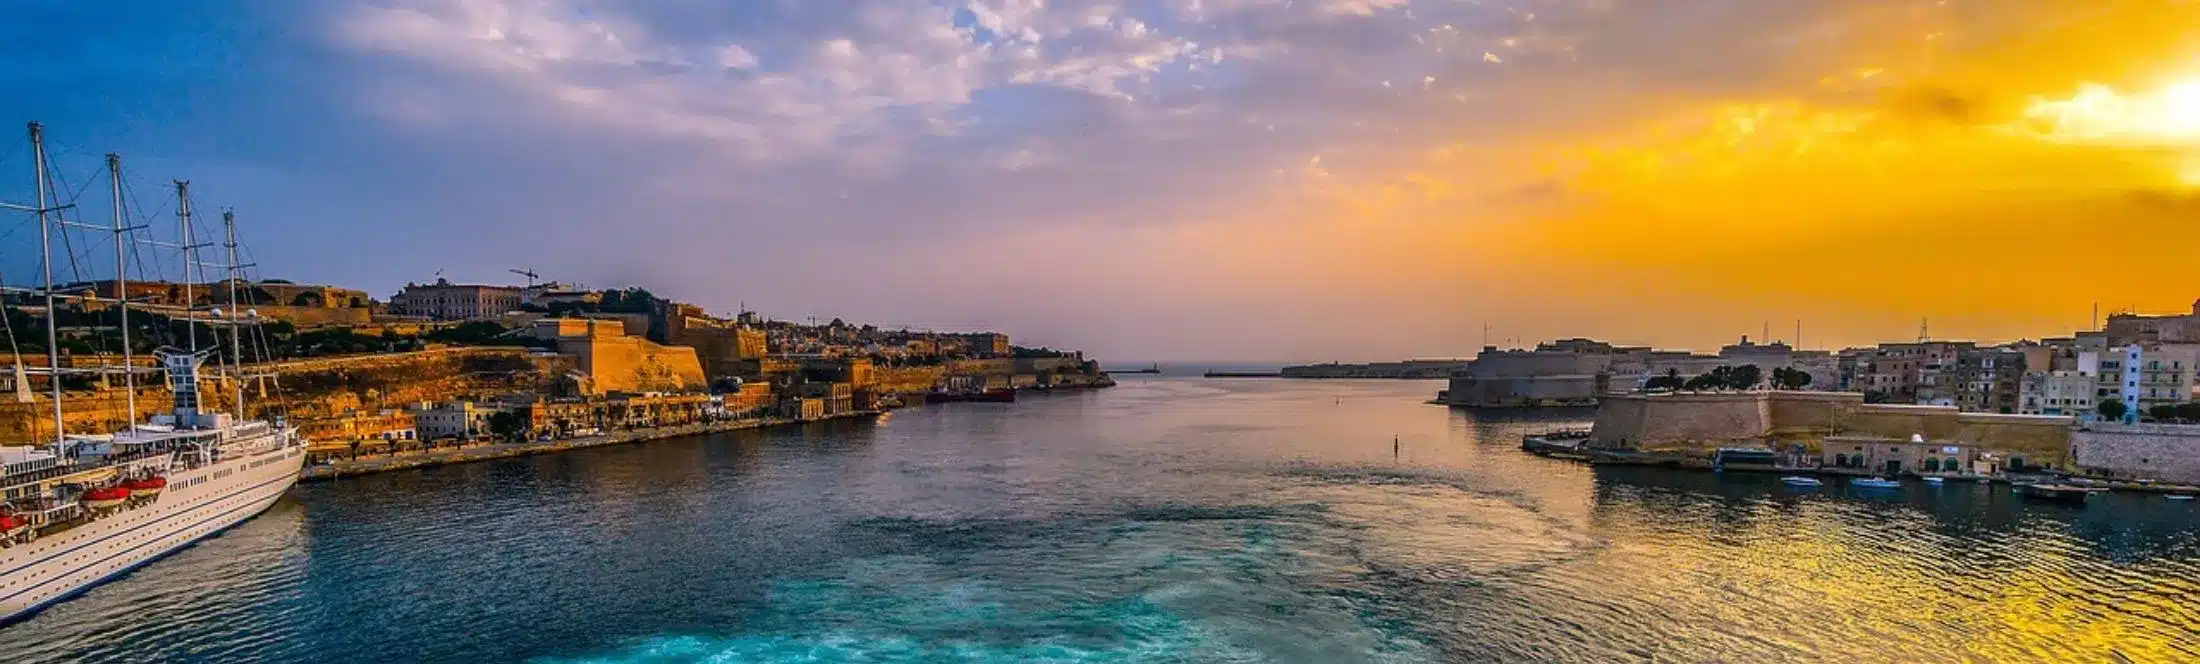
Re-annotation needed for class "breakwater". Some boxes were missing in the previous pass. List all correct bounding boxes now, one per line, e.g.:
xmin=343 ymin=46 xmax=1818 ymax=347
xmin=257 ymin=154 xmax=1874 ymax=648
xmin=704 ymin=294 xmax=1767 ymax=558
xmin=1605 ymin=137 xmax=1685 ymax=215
xmin=1281 ymin=360 xmax=1466 ymax=379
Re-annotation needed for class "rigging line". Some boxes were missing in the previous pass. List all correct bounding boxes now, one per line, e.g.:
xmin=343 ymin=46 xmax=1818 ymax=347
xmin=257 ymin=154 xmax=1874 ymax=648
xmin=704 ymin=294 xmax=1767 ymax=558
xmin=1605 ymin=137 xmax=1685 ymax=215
xmin=63 ymin=160 xmax=101 ymax=206
xmin=0 ymin=135 xmax=26 ymax=179
xmin=40 ymin=153 xmax=91 ymax=286
xmin=119 ymin=180 xmax=159 ymax=284
xmin=0 ymin=220 xmax=31 ymax=250
xmin=127 ymin=185 xmax=177 ymax=284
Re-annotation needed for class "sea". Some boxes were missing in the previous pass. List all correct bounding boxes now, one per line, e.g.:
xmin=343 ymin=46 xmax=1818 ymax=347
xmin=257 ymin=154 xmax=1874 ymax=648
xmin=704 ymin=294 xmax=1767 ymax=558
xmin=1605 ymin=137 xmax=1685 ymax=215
xmin=2 ymin=376 xmax=2196 ymax=663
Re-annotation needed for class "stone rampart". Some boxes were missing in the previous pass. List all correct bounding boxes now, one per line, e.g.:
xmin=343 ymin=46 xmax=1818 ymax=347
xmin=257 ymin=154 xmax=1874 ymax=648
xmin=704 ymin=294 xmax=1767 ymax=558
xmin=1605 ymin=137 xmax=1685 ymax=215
xmin=875 ymin=366 xmax=946 ymax=394
xmin=1590 ymin=392 xmax=1769 ymax=450
xmin=1589 ymin=390 xmax=2074 ymax=460
xmin=560 ymin=334 xmax=705 ymax=394
xmin=2073 ymin=423 xmax=2200 ymax=483
xmin=251 ymin=305 xmax=373 ymax=328
xmin=0 ymin=348 xmax=573 ymax=439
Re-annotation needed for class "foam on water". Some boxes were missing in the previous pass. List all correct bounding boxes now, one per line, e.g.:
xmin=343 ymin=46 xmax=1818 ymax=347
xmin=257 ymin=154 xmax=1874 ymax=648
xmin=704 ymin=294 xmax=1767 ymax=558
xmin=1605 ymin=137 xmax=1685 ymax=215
xmin=540 ymin=525 xmax=1436 ymax=664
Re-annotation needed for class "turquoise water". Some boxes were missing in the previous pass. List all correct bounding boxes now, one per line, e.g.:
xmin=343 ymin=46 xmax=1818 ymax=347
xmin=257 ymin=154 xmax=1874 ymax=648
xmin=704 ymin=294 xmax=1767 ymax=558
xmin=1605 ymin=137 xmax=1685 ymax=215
xmin=2 ymin=378 xmax=2197 ymax=662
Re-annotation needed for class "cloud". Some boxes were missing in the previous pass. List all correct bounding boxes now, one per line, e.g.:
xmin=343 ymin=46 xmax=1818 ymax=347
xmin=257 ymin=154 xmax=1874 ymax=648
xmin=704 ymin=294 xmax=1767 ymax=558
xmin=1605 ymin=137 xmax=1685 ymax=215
xmin=17 ymin=0 xmax=2200 ymax=361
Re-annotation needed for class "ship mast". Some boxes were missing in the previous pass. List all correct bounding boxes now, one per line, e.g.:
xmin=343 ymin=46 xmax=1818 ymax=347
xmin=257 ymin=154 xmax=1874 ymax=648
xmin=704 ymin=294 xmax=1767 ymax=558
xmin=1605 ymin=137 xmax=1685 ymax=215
xmin=176 ymin=181 xmax=197 ymax=356
xmin=28 ymin=123 xmax=64 ymax=445
xmin=108 ymin=154 xmax=142 ymax=423
xmin=222 ymin=210 xmax=248 ymax=417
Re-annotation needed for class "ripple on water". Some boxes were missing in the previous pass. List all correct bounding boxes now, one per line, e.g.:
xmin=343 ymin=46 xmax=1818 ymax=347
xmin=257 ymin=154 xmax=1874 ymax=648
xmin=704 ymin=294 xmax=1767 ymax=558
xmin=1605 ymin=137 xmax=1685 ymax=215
xmin=540 ymin=509 xmax=1436 ymax=664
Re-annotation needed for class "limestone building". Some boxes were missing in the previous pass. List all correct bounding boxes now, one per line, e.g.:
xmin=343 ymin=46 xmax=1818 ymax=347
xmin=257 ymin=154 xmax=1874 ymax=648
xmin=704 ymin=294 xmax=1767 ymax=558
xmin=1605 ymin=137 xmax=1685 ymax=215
xmin=390 ymin=278 xmax=524 ymax=320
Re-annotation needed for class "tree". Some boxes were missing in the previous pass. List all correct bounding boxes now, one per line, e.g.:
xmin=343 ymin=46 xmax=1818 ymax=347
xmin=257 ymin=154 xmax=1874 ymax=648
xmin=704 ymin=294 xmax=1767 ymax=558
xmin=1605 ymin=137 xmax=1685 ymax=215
xmin=2097 ymin=399 xmax=2129 ymax=421
xmin=487 ymin=410 xmax=528 ymax=441
xmin=1645 ymin=368 xmax=1684 ymax=391
xmin=2148 ymin=403 xmax=2200 ymax=422
xmin=1683 ymin=372 xmax=1724 ymax=391
xmin=1771 ymin=367 xmax=1813 ymax=390
xmin=1725 ymin=364 xmax=1762 ymax=391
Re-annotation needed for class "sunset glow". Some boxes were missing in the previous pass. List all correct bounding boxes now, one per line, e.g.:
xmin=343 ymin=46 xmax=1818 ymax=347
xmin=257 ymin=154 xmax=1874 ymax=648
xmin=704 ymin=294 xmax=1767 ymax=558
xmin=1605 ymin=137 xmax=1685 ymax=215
xmin=2026 ymin=81 xmax=2200 ymax=144
xmin=9 ymin=0 xmax=2200 ymax=361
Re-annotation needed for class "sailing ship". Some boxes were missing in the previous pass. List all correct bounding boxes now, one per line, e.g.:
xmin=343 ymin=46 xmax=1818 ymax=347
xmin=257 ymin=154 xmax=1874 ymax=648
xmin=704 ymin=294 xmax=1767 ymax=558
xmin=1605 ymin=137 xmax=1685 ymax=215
xmin=0 ymin=122 xmax=304 ymax=623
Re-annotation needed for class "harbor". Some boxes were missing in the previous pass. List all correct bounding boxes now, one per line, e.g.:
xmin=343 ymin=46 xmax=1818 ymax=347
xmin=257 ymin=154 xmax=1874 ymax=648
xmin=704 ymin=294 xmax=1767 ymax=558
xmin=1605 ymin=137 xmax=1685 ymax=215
xmin=8 ymin=378 xmax=2198 ymax=663
xmin=11 ymin=1 xmax=2200 ymax=660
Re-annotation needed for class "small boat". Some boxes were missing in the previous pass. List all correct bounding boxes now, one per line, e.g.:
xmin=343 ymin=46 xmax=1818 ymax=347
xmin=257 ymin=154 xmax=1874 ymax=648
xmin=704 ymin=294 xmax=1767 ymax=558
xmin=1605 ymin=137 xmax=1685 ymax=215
xmin=0 ymin=513 xmax=26 ymax=540
xmin=1851 ymin=478 xmax=1902 ymax=490
xmin=2015 ymin=483 xmax=2098 ymax=505
xmin=123 ymin=476 xmax=167 ymax=498
xmin=1922 ymin=476 xmax=1945 ymax=485
xmin=2167 ymin=494 xmax=2194 ymax=501
xmin=81 ymin=486 xmax=133 ymax=510
xmin=1780 ymin=476 xmax=1822 ymax=487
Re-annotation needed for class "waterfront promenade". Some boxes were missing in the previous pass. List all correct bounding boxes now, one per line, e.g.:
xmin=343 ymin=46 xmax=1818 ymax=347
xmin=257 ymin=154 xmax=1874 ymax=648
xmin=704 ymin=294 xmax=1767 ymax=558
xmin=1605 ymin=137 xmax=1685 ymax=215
xmin=301 ymin=413 xmax=876 ymax=480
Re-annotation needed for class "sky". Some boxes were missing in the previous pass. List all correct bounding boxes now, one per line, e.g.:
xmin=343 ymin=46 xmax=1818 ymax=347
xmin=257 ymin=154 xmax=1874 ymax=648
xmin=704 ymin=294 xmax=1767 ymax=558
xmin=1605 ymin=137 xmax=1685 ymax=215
xmin=3 ymin=0 xmax=2199 ymax=363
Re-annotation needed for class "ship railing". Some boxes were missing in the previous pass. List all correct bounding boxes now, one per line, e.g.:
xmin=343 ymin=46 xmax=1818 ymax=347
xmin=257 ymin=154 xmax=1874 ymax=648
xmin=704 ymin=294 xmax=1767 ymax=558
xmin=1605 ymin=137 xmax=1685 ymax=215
xmin=1 ymin=448 xmax=177 ymax=493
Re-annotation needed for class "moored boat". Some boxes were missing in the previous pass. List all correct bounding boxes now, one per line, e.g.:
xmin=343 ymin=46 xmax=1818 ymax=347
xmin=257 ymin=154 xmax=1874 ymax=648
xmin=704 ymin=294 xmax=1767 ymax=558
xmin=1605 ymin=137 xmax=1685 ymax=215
xmin=1 ymin=124 xmax=307 ymax=624
xmin=1922 ymin=476 xmax=1945 ymax=485
xmin=1851 ymin=477 xmax=1902 ymax=490
xmin=2168 ymin=494 xmax=2195 ymax=501
xmin=1521 ymin=429 xmax=1592 ymax=453
xmin=1780 ymin=476 xmax=1823 ymax=488
xmin=2015 ymin=483 xmax=2098 ymax=505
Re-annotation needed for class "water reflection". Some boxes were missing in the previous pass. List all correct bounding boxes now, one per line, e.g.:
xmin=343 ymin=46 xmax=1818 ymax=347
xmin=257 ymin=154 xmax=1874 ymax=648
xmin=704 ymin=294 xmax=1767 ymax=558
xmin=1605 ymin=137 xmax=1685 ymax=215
xmin=0 ymin=379 xmax=2193 ymax=663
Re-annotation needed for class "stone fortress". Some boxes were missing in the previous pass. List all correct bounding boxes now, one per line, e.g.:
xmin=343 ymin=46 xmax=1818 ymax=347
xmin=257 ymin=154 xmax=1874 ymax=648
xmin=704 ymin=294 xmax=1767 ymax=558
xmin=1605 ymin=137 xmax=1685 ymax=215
xmin=1589 ymin=390 xmax=2074 ymax=467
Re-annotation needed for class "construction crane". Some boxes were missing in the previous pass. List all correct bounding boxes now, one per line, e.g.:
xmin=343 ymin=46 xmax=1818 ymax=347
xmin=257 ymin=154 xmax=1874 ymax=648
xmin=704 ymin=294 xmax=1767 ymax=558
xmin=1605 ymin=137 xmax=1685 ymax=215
xmin=509 ymin=268 xmax=541 ymax=287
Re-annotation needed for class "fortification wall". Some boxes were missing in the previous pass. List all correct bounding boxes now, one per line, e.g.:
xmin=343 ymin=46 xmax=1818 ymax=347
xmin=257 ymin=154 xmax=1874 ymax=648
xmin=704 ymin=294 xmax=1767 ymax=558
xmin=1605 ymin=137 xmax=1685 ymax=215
xmin=1588 ymin=389 xmax=2073 ymax=460
xmin=875 ymin=366 xmax=946 ymax=394
xmin=2073 ymin=424 xmax=2200 ymax=481
xmin=1590 ymin=392 xmax=1768 ymax=450
xmin=1 ymin=348 xmax=573 ymax=439
xmin=948 ymin=358 xmax=1017 ymax=375
xmin=566 ymin=335 xmax=705 ymax=394
xmin=1838 ymin=406 xmax=2072 ymax=463
xmin=252 ymin=305 xmax=373 ymax=328
xmin=1764 ymin=391 xmax=1859 ymax=437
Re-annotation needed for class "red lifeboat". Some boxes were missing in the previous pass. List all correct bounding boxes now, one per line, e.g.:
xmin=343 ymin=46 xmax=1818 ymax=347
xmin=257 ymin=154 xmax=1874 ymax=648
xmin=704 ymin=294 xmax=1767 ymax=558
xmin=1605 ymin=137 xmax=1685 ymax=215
xmin=81 ymin=486 xmax=133 ymax=510
xmin=0 ymin=513 xmax=26 ymax=537
xmin=123 ymin=476 xmax=167 ymax=498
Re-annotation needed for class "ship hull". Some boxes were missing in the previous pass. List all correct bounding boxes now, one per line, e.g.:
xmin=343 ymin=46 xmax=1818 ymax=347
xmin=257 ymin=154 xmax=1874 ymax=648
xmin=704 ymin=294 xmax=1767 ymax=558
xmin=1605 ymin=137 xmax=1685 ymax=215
xmin=0 ymin=445 xmax=304 ymax=624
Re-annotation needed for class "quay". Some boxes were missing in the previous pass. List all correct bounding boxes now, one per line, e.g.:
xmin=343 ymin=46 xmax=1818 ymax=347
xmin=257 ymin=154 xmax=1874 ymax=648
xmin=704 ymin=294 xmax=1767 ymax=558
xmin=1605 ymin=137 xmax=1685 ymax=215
xmin=1514 ymin=430 xmax=2200 ymax=497
xmin=301 ymin=412 xmax=879 ymax=481
xmin=1204 ymin=371 xmax=1281 ymax=378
